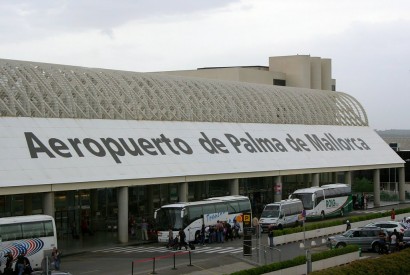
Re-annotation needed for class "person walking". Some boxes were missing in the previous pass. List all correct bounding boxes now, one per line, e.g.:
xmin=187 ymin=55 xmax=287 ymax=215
xmin=4 ymin=252 xmax=14 ymax=275
xmin=268 ymin=224 xmax=275 ymax=248
xmin=141 ymin=218 xmax=149 ymax=241
xmin=178 ymin=229 xmax=188 ymax=250
xmin=346 ymin=220 xmax=351 ymax=231
xmin=391 ymin=208 xmax=396 ymax=221
xmin=52 ymin=247 xmax=62 ymax=271
xmin=167 ymin=227 xmax=174 ymax=249
xmin=15 ymin=254 xmax=25 ymax=275
xmin=200 ymin=223 xmax=206 ymax=246
xmin=252 ymin=217 xmax=260 ymax=238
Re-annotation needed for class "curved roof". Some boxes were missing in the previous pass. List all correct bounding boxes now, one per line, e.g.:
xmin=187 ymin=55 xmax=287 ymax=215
xmin=0 ymin=59 xmax=368 ymax=126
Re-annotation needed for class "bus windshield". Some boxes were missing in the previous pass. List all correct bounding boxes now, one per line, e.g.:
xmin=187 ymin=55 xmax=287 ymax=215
xmin=260 ymin=205 xmax=280 ymax=218
xmin=155 ymin=207 xmax=183 ymax=231
xmin=290 ymin=193 xmax=313 ymax=210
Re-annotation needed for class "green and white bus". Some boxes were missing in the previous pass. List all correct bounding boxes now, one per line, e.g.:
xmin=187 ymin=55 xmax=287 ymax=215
xmin=289 ymin=183 xmax=352 ymax=220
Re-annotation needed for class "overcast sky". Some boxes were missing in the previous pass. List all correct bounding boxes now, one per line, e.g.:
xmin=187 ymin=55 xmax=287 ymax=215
xmin=1 ymin=0 xmax=409 ymax=130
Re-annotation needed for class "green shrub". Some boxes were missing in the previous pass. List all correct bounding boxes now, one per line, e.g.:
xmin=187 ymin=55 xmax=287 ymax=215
xmin=352 ymin=177 xmax=373 ymax=193
xmin=311 ymin=247 xmax=410 ymax=275
xmin=229 ymin=245 xmax=358 ymax=275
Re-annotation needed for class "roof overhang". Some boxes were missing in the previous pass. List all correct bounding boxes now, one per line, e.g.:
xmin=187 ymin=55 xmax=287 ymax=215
xmin=0 ymin=117 xmax=403 ymax=192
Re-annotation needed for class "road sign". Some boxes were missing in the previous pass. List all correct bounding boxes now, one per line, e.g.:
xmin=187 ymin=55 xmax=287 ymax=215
xmin=243 ymin=212 xmax=251 ymax=228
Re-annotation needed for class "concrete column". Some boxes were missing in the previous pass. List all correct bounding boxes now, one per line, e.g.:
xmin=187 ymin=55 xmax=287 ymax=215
xmin=373 ymin=169 xmax=381 ymax=207
xmin=274 ymin=176 xmax=282 ymax=202
xmin=43 ymin=192 xmax=55 ymax=217
xmin=24 ymin=194 xmax=33 ymax=215
xmin=344 ymin=171 xmax=352 ymax=186
xmin=118 ymin=186 xmax=128 ymax=244
xmin=230 ymin=179 xmax=239 ymax=195
xmin=399 ymin=167 xmax=405 ymax=203
xmin=312 ymin=173 xmax=320 ymax=187
xmin=179 ymin=182 xmax=188 ymax=202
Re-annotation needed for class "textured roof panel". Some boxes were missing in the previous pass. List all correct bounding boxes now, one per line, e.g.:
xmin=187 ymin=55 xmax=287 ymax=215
xmin=0 ymin=59 xmax=368 ymax=126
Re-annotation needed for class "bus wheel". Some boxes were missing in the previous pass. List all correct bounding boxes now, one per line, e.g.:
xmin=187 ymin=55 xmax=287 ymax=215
xmin=278 ymin=224 xmax=283 ymax=230
xmin=321 ymin=211 xmax=325 ymax=220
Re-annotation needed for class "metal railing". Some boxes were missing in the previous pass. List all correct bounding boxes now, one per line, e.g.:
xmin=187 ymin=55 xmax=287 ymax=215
xmin=241 ymin=236 xmax=282 ymax=265
xmin=131 ymin=250 xmax=193 ymax=275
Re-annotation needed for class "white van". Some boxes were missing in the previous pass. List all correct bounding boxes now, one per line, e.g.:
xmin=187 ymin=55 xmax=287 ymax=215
xmin=259 ymin=199 xmax=304 ymax=231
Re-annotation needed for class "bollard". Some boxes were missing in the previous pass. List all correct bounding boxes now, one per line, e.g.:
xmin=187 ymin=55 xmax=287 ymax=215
xmin=187 ymin=251 xmax=193 ymax=267
xmin=151 ymin=257 xmax=157 ymax=274
xmin=172 ymin=253 xmax=177 ymax=270
xmin=359 ymin=247 xmax=362 ymax=257
xmin=132 ymin=261 xmax=134 ymax=275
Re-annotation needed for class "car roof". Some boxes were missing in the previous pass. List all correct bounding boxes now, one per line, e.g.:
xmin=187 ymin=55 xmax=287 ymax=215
xmin=355 ymin=226 xmax=383 ymax=230
xmin=372 ymin=221 xmax=402 ymax=224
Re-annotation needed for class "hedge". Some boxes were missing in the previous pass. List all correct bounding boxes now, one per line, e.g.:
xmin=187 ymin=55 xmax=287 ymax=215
xmin=229 ymin=245 xmax=358 ymax=275
xmin=311 ymin=247 xmax=410 ymax=275
xmin=273 ymin=207 xmax=410 ymax=237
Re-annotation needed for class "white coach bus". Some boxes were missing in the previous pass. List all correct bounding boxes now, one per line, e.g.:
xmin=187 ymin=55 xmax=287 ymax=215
xmin=0 ymin=215 xmax=58 ymax=272
xmin=154 ymin=195 xmax=251 ymax=243
xmin=289 ymin=183 xmax=353 ymax=220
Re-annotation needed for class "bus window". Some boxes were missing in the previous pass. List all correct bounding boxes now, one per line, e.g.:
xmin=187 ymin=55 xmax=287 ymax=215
xmin=188 ymin=205 xmax=203 ymax=224
xmin=215 ymin=203 xmax=228 ymax=213
xmin=315 ymin=191 xmax=324 ymax=206
xmin=0 ymin=224 xmax=22 ymax=241
xmin=238 ymin=200 xmax=251 ymax=212
xmin=228 ymin=202 xmax=239 ymax=213
xmin=44 ymin=221 xmax=54 ymax=237
xmin=22 ymin=221 xmax=44 ymax=239
xmin=202 ymin=204 xmax=216 ymax=215
xmin=155 ymin=208 xmax=183 ymax=231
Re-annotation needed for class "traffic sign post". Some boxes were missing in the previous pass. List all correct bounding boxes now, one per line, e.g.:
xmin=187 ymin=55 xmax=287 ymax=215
xmin=242 ymin=212 xmax=252 ymax=256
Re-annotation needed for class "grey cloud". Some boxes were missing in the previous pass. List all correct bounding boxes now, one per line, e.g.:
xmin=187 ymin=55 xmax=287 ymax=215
xmin=0 ymin=0 xmax=238 ymax=42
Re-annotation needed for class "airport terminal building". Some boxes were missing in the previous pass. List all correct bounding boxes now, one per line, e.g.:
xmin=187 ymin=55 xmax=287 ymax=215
xmin=0 ymin=56 xmax=405 ymax=243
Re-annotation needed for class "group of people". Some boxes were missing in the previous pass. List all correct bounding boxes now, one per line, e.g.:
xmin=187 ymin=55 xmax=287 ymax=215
xmin=353 ymin=193 xmax=369 ymax=210
xmin=2 ymin=251 xmax=32 ymax=275
xmin=204 ymin=219 xmax=242 ymax=244
xmin=167 ymin=219 xmax=242 ymax=249
xmin=1 ymin=247 xmax=62 ymax=274
xmin=167 ymin=228 xmax=189 ymax=250
xmin=128 ymin=215 xmax=150 ymax=241
xmin=378 ymin=229 xmax=405 ymax=254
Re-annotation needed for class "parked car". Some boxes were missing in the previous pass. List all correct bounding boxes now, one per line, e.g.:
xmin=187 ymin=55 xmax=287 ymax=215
xmin=327 ymin=226 xmax=389 ymax=252
xmin=402 ymin=229 xmax=410 ymax=247
xmin=364 ymin=221 xmax=407 ymax=234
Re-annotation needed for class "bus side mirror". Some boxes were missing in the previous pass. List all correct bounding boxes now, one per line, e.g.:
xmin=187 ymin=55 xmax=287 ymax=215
xmin=181 ymin=209 xmax=185 ymax=219
xmin=154 ymin=211 xmax=157 ymax=219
